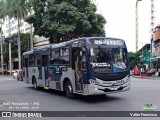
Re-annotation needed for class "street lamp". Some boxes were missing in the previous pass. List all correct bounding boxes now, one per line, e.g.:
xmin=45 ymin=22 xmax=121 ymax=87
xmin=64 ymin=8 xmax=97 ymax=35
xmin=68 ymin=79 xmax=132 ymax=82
xmin=135 ymin=0 xmax=142 ymax=52
xmin=0 ymin=20 xmax=4 ymax=74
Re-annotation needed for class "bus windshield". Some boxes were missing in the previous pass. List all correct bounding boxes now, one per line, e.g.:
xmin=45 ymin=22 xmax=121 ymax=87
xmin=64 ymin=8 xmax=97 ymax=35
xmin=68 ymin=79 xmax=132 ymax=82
xmin=90 ymin=47 xmax=128 ymax=72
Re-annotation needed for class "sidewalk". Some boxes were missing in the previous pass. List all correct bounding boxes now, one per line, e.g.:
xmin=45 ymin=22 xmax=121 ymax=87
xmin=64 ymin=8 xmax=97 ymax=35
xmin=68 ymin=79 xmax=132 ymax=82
xmin=0 ymin=75 xmax=12 ymax=77
xmin=132 ymin=75 xmax=159 ymax=80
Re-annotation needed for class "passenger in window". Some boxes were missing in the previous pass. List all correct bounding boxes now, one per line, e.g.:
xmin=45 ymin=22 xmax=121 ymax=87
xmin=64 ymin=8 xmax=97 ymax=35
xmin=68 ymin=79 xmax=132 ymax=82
xmin=81 ymin=51 xmax=86 ymax=69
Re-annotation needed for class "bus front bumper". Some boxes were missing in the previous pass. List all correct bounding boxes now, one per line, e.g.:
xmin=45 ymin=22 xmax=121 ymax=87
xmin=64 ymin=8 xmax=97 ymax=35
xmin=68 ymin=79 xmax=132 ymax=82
xmin=86 ymin=76 xmax=130 ymax=95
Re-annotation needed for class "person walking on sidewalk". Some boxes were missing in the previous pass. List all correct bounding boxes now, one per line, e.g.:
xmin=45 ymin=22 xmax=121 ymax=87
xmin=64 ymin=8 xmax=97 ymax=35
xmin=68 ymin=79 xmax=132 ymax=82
xmin=140 ymin=67 xmax=144 ymax=75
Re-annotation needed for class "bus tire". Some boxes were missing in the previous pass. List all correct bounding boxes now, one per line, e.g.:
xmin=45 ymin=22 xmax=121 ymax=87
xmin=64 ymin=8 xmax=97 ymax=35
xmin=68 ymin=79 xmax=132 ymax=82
xmin=64 ymin=81 xmax=75 ymax=99
xmin=33 ymin=77 xmax=39 ymax=90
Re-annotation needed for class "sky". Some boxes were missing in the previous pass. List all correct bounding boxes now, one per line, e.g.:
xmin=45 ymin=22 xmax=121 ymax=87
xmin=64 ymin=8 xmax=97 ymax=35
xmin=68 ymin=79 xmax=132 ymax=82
xmin=96 ymin=0 xmax=160 ymax=52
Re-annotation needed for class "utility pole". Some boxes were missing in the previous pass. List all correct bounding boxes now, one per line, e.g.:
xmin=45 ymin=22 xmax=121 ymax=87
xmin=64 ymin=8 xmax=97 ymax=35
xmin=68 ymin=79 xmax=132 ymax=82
xmin=150 ymin=0 xmax=155 ymax=68
xmin=30 ymin=24 xmax=33 ymax=50
xmin=0 ymin=20 xmax=4 ymax=74
xmin=8 ymin=17 xmax=12 ymax=74
xmin=17 ymin=18 xmax=21 ymax=71
xmin=135 ymin=0 xmax=142 ymax=52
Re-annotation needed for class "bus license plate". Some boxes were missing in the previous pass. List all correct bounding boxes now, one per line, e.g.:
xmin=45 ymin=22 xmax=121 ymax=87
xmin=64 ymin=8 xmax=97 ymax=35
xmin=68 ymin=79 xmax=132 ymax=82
xmin=111 ymin=88 xmax=118 ymax=90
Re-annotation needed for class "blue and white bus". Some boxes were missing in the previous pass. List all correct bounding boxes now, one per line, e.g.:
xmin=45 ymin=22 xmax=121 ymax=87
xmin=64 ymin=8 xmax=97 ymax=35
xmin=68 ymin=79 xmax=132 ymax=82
xmin=22 ymin=37 xmax=130 ymax=98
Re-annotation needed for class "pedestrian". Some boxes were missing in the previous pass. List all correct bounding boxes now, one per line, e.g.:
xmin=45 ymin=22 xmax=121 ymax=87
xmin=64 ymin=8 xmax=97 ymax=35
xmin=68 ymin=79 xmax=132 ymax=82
xmin=140 ymin=67 xmax=144 ymax=75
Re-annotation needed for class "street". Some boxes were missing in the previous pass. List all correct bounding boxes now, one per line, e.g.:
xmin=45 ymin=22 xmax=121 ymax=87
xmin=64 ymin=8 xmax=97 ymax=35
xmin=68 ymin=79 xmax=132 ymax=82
xmin=0 ymin=76 xmax=160 ymax=120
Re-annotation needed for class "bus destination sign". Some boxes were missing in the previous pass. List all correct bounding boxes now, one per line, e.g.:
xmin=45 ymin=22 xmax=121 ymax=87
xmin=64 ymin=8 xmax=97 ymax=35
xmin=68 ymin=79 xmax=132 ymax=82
xmin=92 ymin=39 xmax=124 ymax=45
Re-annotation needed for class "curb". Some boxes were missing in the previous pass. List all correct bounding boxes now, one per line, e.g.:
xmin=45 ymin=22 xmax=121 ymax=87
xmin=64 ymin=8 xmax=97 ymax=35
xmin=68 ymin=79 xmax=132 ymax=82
xmin=132 ymin=75 xmax=159 ymax=80
xmin=132 ymin=75 xmax=149 ymax=79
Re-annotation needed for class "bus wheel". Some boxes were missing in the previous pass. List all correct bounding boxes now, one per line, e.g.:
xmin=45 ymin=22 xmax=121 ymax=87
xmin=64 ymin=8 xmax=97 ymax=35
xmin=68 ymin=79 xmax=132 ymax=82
xmin=33 ymin=77 xmax=39 ymax=90
xmin=64 ymin=81 xmax=75 ymax=99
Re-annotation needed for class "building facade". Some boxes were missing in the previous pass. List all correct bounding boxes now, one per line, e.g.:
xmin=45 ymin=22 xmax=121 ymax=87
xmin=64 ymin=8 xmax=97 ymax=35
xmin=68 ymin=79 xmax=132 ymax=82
xmin=1 ymin=10 xmax=34 ymax=70
xmin=150 ymin=24 xmax=160 ymax=69
xmin=139 ymin=44 xmax=151 ymax=69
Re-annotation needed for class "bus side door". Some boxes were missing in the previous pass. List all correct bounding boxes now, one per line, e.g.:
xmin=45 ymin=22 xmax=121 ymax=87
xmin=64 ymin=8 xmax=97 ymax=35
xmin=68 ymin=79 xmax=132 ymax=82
xmin=72 ymin=47 xmax=86 ymax=92
xmin=41 ymin=55 xmax=49 ymax=87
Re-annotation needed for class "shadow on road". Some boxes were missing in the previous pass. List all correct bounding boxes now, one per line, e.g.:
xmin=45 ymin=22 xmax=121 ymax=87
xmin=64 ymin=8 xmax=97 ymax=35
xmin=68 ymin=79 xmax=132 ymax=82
xmin=75 ymin=95 xmax=123 ymax=103
xmin=27 ymin=86 xmax=123 ymax=103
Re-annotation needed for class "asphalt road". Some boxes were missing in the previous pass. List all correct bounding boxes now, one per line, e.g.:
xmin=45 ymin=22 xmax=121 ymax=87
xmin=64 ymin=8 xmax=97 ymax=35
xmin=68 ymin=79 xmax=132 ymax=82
xmin=0 ymin=75 xmax=160 ymax=120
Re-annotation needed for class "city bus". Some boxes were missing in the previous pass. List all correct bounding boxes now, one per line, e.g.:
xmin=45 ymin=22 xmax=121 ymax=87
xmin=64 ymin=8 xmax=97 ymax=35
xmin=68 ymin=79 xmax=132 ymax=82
xmin=22 ymin=37 xmax=130 ymax=98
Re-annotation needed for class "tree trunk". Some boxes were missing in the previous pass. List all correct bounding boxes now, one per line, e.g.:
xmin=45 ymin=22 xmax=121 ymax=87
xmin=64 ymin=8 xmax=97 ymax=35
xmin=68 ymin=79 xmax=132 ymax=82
xmin=30 ymin=24 xmax=33 ymax=50
xmin=0 ymin=20 xmax=4 ymax=74
xmin=17 ymin=18 xmax=21 ymax=70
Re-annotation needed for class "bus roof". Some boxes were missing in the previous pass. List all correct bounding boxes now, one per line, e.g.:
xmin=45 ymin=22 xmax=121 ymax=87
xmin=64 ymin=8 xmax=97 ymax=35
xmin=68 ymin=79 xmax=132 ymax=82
xmin=23 ymin=37 xmax=125 ymax=55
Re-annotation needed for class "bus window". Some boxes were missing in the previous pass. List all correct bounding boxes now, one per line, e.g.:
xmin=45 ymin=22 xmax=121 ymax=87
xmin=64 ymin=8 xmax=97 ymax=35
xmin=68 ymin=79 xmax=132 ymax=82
xmin=36 ymin=54 xmax=41 ymax=65
xmin=29 ymin=54 xmax=35 ymax=66
xmin=59 ymin=47 xmax=69 ymax=65
xmin=25 ymin=58 xmax=28 ymax=67
xmin=42 ymin=55 xmax=48 ymax=66
xmin=22 ymin=56 xmax=25 ymax=67
xmin=51 ymin=48 xmax=60 ymax=64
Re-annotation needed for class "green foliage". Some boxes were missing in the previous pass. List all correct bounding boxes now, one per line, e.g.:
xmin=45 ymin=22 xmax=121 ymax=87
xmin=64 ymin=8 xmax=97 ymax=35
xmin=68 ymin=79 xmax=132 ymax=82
xmin=0 ymin=0 xmax=31 ymax=69
xmin=11 ymin=33 xmax=30 ymax=54
xmin=0 ymin=0 xmax=29 ymax=19
xmin=0 ymin=0 xmax=15 ymax=18
xmin=128 ymin=51 xmax=142 ymax=69
xmin=26 ymin=0 xmax=106 ymax=43
xmin=12 ymin=0 xmax=28 ymax=19
xmin=0 ymin=33 xmax=30 ymax=69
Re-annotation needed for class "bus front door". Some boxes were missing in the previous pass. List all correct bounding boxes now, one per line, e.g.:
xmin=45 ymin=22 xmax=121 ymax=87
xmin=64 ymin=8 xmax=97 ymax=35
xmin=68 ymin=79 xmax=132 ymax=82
xmin=72 ymin=48 xmax=84 ymax=92
xmin=42 ymin=55 xmax=49 ymax=88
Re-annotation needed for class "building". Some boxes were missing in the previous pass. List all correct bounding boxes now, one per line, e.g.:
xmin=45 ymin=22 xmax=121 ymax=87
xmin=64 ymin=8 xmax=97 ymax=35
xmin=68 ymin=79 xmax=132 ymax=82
xmin=1 ymin=10 xmax=34 ymax=70
xmin=150 ymin=24 xmax=160 ymax=69
xmin=153 ymin=24 xmax=160 ymax=56
xmin=139 ymin=43 xmax=151 ymax=69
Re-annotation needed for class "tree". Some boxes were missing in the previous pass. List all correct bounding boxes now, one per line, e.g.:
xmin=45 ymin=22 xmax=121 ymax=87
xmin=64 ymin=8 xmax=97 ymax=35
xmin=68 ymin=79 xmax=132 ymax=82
xmin=128 ymin=51 xmax=142 ymax=69
xmin=11 ymin=0 xmax=29 ymax=70
xmin=0 ymin=0 xmax=30 ymax=70
xmin=0 ymin=0 xmax=15 ymax=74
xmin=11 ymin=33 xmax=31 ymax=54
xmin=26 ymin=0 xmax=106 ymax=43
xmin=0 ymin=33 xmax=30 ymax=69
